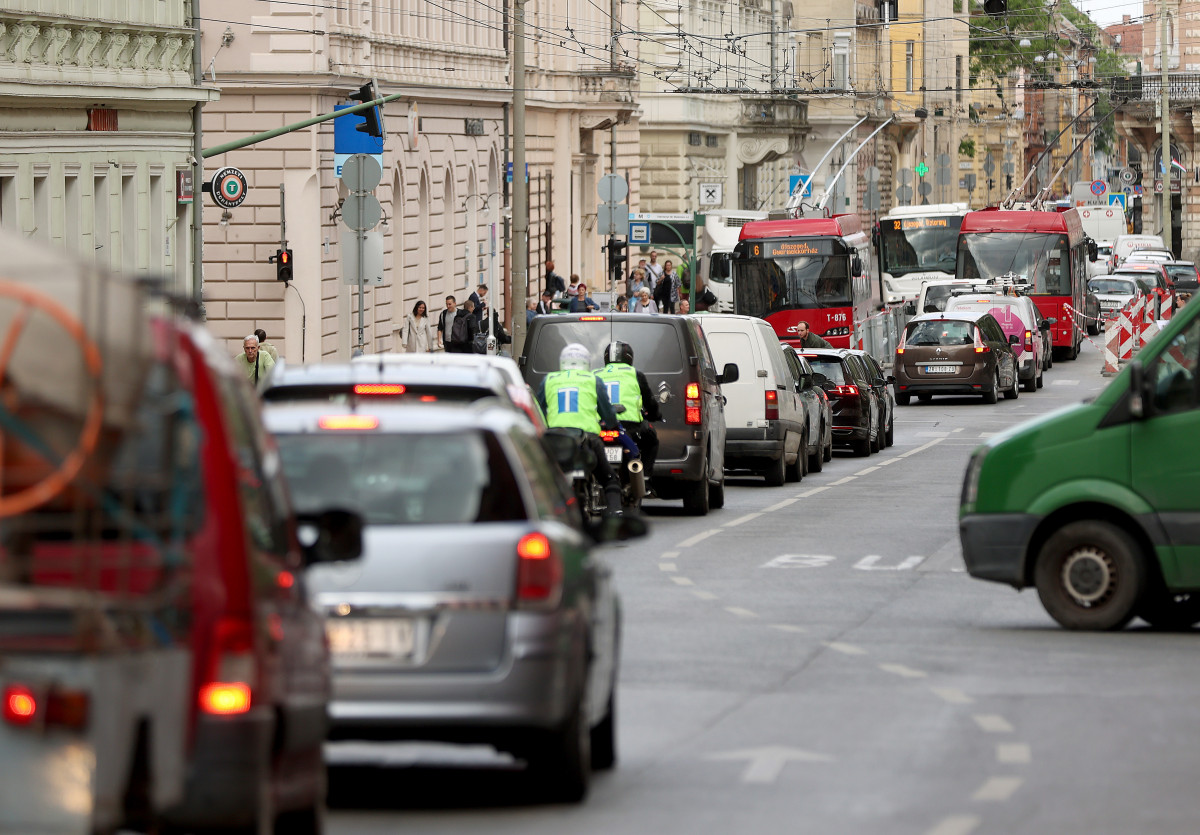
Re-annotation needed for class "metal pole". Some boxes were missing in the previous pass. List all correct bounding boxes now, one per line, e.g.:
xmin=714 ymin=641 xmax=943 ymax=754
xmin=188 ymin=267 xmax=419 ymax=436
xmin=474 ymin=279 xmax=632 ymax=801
xmin=1161 ymin=3 xmax=1173 ymax=255
xmin=191 ymin=0 xmax=204 ymax=306
xmin=279 ymin=182 xmax=287 ymax=250
xmin=787 ymin=116 xmax=869 ymax=215
xmin=609 ymin=0 xmax=619 ymax=302
xmin=512 ymin=0 xmax=529 ymax=358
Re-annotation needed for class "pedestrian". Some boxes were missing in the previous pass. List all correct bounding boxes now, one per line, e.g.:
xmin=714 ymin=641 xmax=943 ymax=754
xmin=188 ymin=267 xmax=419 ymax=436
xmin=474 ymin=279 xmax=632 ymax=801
xmin=569 ymin=282 xmax=599 ymax=313
xmin=654 ymin=259 xmax=678 ymax=313
xmin=438 ymin=295 xmax=478 ymax=353
xmin=632 ymin=288 xmax=658 ymax=314
xmin=545 ymin=259 xmax=566 ymax=296
xmin=645 ymin=250 xmax=664 ymax=287
xmin=567 ymin=273 xmax=582 ymax=296
xmin=628 ymin=268 xmax=649 ymax=298
xmin=234 ymin=334 xmax=274 ymax=389
xmin=615 ymin=294 xmax=629 ymax=312
xmin=678 ymin=298 xmax=691 ymax=315
xmin=526 ymin=298 xmax=538 ymax=325
xmin=469 ymin=283 xmax=489 ymax=324
xmin=397 ymin=300 xmax=434 ymax=353
xmin=536 ymin=289 xmax=555 ymax=315
xmin=795 ymin=320 xmax=833 ymax=349
xmin=253 ymin=328 xmax=278 ymax=363
xmin=478 ymin=303 xmax=512 ymax=350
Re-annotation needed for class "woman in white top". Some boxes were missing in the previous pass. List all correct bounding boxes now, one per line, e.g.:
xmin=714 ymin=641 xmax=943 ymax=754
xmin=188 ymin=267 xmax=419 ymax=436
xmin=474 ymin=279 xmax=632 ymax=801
xmin=631 ymin=288 xmax=658 ymax=314
xmin=398 ymin=300 xmax=434 ymax=352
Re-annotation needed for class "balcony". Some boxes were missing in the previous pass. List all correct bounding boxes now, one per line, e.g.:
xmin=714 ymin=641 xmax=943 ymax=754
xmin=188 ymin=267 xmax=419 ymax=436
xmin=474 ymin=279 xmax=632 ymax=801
xmin=1112 ymin=74 xmax=1200 ymax=103
xmin=741 ymin=98 xmax=807 ymax=127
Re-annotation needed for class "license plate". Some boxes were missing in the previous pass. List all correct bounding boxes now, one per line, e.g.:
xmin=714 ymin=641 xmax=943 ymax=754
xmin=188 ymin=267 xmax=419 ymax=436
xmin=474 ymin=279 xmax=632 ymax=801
xmin=605 ymin=446 xmax=623 ymax=463
xmin=924 ymin=365 xmax=956 ymax=374
xmin=326 ymin=619 xmax=416 ymax=659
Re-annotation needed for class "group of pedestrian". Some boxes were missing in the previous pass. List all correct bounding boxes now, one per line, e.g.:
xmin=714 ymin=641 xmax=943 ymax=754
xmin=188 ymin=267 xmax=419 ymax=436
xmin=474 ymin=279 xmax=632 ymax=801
xmin=234 ymin=329 xmax=278 ymax=389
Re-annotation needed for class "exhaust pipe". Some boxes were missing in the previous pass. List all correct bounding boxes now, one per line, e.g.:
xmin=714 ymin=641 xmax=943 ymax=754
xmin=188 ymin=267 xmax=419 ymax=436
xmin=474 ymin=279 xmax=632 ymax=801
xmin=627 ymin=458 xmax=646 ymax=500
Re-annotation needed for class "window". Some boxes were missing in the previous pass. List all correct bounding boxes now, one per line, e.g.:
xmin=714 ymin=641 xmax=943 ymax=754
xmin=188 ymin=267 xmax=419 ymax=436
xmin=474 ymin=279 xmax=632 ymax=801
xmin=956 ymin=56 xmax=964 ymax=104
xmin=64 ymin=174 xmax=80 ymax=252
xmin=149 ymin=174 xmax=163 ymax=272
xmin=833 ymin=34 xmax=851 ymax=90
xmin=122 ymin=173 xmax=137 ymax=273
xmin=1147 ymin=316 xmax=1200 ymax=414
xmin=905 ymin=42 xmax=915 ymax=93
xmin=94 ymin=173 xmax=109 ymax=267
xmin=32 ymin=174 xmax=48 ymax=239
xmin=689 ymin=132 xmax=702 ymax=146
xmin=0 ymin=175 xmax=14 ymax=230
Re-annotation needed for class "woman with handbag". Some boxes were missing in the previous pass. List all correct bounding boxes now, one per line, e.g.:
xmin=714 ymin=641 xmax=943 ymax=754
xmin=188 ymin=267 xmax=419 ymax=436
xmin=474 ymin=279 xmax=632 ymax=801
xmin=398 ymin=300 xmax=434 ymax=352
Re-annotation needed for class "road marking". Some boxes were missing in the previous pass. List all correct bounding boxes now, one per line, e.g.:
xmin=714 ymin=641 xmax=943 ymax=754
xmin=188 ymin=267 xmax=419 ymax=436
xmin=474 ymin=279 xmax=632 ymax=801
xmin=828 ymin=476 xmax=857 ymax=486
xmin=876 ymin=457 xmax=901 ymax=466
xmin=671 ymin=576 xmax=695 ymax=587
xmin=692 ymin=589 xmax=719 ymax=601
xmin=996 ymin=743 xmax=1031 ymax=764
xmin=762 ymin=554 xmax=837 ymax=569
xmin=971 ymin=776 xmax=1023 ymax=801
xmin=1052 ymin=379 xmax=1080 ymax=386
xmin=659 ymin=562 xmax=677 ymax=572
xmin=763 ymin=497 xmax=799 ymax=512
xmin=930 ymin=687 xmax=973 ymax=705
xmin=825 ymin=641 xmax=868 ymax=656
xmin=855 ymin=466 xmax=880 ymax=475
xmin=797 ymin=486 xmax=830 ymax=498
xmin=725 ymin=606 xmax=758 ymax=619
xmin=972 ymin=714 xmax=1014 ymax=734
xmin=900 ymin=437 xmax=946 ymax=458
xmin=879 ymin=663 xmax=928 ymax=679
xmin=855 ymin=555 xmax=926 ymax=571
xmin=661 ymin=550 xmax=680 ymax=560
xmin=676 ymin=529 xmax=721 ymax=549
xmin=770 ymin=624 xmax=806 ymax=633
xmin=705 ymin=745 xmax=832 ymax=784
xmin=978 ymin=432 xmax=995 ymax=438
xmin=723 ymin=512 xmax=763 ymax=528
xmin=952 ymin=428 xmax=964 ymax=433
xmin=924 ymin=815 xmax=981 ymax=835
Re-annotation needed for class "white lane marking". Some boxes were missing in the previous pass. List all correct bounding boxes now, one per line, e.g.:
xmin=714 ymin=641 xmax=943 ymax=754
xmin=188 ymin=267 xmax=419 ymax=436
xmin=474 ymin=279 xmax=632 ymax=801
xmin=930 ymin=687 xmax=974 ymax=705
xmin=705 ymin=746 xmax=833 ymax=784
xmin=854 ymin=555 xmax=926 ymax=571
xmin=879 ymin=663 xmax=928 ymax=679
xmin=971 ymin=776 xmax=1023 ymax=801
xmin=876 ymin=457 xmax=901 ymax=466
xmin=725 ymin=606 xmax=758 ymax=619
xmin=972 ymin=714 xmax=1014 ymax=734
xmin=671 ymin=576 xmax=695 ymax=587
xmin=661 ymin=550 xmax=680 ymax=561
xmin=659 ymin=562 xmax=677 ymax=572
xmin=899 ymin=437 xmax=946 ymax=458
xmin=978 ymin=432 xmax=995 ymax=438
xmin=762 ymin=554 xmax=837 ymax=568
xmin=676 ymin=529 xmax=722 ymax=549
xmin=1052 ymin=379 xmax=1080 ymax=386
xmin=797 ymin=486 xmax=830 ymax=498
xmin=825 ymin=641 xmax=868 ymax=656
xmin=996 ymin=743 xmax=1031 ymax=764
xmin=770 ymin=624 xmax=806 ymax=633
xmin=828 ymin=476 xmax=857 ymax=486
xmin=723 ymin=512 xmax=763 ymax=528
xmin=952 ymin=428 xmax=964 ymax=433
xmin=763 ymin=497 xmax=799 ymax=512
xmin=924 ymin=815 xmax=982 ymax=835
xmin=692 ymin=589 xmax=719 ymax=601
xmin=855 ymin=466 xmax=880 ymax=475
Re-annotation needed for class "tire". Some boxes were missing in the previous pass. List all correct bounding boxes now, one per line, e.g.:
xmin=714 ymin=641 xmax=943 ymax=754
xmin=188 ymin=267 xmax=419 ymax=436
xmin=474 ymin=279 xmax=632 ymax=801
xmin=869 ymin=423 xmax=881 ymax=453
xmin=1004 ymin=372 xmax=1019 ymax=399
xmin=1034 ymin=520 xmax=1147 ymax=631
xmin=708 ymin=477 xmax=725 ymax=509
xmin=808 ymin=426 xmax=824 ymax=473
xmin=1036 ymin=369 xmax=1044 ymax=389
xmin=1087 ymin=321 xmax=1100 ymax=336
xmin=763 ymin=452 xmax=786 ymax=486
xmin=852 ymin=435 xmax=871 ymax=457
xmin=822 ymin=430 xmax=832 ymax=462
xmin=683 ymin=474 xmax=710 ymax=515
xmin=1137 ymin=588 xmax=1200 ymax=630
xmin=785 ymin=447 xmax=803 ymax=483
xmin=1022 ymin=373 xmax=1036 ymax=393
xmin=917 ymin=393 xmax=932 ymax=403
xmin=896 ymin=392 xmax=911 ymax=406
xmin=529 ymin=687 xmax=591 ymax=803
xmin=273 ymin=750 xmax=326 ymax=835
xmin=590 ymin=689 xmax=617 ymax=771
xmin=983 ymin=371 xmax=999 ymax=404
xmin=884 ymin=415 xmax=894 ymax=447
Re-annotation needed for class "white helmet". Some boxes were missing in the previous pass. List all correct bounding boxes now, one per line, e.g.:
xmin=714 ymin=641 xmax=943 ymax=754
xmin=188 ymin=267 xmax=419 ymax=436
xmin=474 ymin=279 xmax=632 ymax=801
xmin=559 ymin=343 xmax=592 ymax=371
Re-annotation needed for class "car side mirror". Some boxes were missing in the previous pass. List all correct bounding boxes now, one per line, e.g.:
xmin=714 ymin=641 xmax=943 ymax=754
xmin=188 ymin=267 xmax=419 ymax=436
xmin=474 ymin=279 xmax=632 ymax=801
xmin=886 ymin=374 xmax=896 ymax=384
xmin=852 ymin=255 xmax=864 ymax=276
xmin=1045 ymin=317 xmax=1058 ymax=326
xmin=1088 ymin=240 xmax=1099 ymax=261
xmin=1129 ymin=358 xmax=1148 ymax=419
xmin=904 ymin=301 xmax=916 ymax=316
xmin=1008 ymin=334 xmax=1020 ymax=345
xmin=1039 ymin=321 xmax=1051 ymax=331
xmin=717 ymin=362 xmax=739 ymax=385
xmin=298 ymin=509 xmax=364 ymax=567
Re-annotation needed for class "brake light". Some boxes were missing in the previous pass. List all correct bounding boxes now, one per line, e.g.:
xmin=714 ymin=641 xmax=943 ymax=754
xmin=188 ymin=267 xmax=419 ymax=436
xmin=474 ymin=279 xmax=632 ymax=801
xmin=201 ymin=617 xmax=255 ymax=716
xmin=685 ymin=382 xmax=701 ymax=424
xmin=3 ymin=685 xmax=37 ymax=725
xmin=579 ymin=316 xmax=606 ymax=322
xmin=199 ymin=683 xmax=252 ymax=716
xmin=516 ymin=532 xmax=562 ymax=606
xmin=318 ymin=415 xmax=379 ymax=430
xmin=974 ymin=327 xmax=990 ymax=353
xmin=831 ymin=384 xmax=859 ymax=397
xmin=599 ymin=430 xmax=619 ymax=442
xmin=354 ymin=383 xmax=405 ymax=395
xmin=765 ymin=389 xmax=779 ymax=420
xmin=1024 ymin=329 xmax=1033 ymax=351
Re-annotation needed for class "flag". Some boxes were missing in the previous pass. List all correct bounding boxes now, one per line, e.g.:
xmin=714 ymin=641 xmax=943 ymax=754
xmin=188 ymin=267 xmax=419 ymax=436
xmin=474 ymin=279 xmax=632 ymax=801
xmin=1172 ymin=157 xmax=1188 ymax=174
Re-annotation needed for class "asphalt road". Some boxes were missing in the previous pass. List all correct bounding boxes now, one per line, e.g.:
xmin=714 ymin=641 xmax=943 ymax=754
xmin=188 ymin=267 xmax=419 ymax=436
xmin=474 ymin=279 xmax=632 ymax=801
xmin=328 ymin=338 xmax=1200 ymax=835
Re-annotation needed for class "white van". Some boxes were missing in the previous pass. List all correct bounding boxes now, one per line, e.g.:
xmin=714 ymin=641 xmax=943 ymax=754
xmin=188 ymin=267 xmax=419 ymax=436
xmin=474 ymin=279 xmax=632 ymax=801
xmin=914 ymin=278 xmax=979 ymax=314
xmin=693 ymin=314 xmax=809 ymax=485
xmin=1113 ymin=233 xmax=1166 ymax=266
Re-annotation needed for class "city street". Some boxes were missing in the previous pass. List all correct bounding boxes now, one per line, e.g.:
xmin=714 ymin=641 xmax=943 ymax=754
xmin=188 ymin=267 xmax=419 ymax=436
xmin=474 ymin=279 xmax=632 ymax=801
xmin=326 ymin=340 xmax=1200 ymax=834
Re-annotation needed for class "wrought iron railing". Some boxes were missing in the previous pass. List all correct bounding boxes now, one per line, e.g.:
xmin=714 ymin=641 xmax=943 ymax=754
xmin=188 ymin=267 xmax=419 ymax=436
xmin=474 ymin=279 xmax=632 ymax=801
xmin=1112 ymin=74 xmax=1200 ymax=103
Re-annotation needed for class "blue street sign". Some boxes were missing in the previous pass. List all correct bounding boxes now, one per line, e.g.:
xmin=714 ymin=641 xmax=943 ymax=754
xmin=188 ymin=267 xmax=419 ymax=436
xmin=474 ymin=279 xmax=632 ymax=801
xmin=628 ymin=221 xmax=650 ymax=245
xmin=789 ymin=173 xmax=813 ymax=198
xmin=1108 ymin=193 xmax=1127 ymax=211
xmin=505 ymin=162 xmax=529 ymax=184
xmin=334 ymin=104 xmax=384 ymax=155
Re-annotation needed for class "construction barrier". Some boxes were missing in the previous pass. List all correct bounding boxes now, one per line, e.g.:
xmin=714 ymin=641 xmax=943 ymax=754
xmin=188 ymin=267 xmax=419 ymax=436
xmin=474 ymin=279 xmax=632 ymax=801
xmin=855 ymin=304 xmax=911 ymax=368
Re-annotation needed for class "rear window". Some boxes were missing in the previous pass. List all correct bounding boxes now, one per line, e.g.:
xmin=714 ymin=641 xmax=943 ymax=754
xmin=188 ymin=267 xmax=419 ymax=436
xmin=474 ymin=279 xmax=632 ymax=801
xmin=806 ymin=358 xmax=845 ymax=384
xmin=905 ymin=319 xmax=976 ymax=346
xmin=922 ymin=285 xmax=957 ymax=312
xmin=275 ymin=429 xmax=527 ymax=525
xmin=528 ymin=320 xmax=686 ymax=375
xmin=1089 ymin=278 xmax=1137 ymax=295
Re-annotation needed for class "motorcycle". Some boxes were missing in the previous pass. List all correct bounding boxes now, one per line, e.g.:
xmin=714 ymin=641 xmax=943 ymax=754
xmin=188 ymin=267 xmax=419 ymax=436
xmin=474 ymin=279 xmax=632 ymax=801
xmin=542 ymin=427 xmax=606 ymax=518
xmin=598 ymin=427 xmax=646 ymax=511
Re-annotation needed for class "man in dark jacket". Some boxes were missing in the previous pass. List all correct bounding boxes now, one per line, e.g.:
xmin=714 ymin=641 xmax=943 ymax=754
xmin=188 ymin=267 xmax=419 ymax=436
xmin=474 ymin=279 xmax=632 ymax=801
xmin=795 ymin=321 xmax=833 ymax=349
xmin=438 ymin=296 xmax=478 ymax=353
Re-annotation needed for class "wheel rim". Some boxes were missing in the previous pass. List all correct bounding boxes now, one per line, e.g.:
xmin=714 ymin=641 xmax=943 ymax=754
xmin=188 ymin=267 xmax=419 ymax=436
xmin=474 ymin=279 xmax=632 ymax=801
xmin=1061 ymin=546 xmax=1116 ymax=606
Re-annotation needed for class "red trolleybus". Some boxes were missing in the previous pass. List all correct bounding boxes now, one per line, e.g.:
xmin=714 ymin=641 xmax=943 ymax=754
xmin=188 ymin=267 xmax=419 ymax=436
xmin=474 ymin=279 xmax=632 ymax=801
xmin=731 ymin=214 xmax=877 ymax=348
xmin=956 ymin=208 xmax=1089 ymax=359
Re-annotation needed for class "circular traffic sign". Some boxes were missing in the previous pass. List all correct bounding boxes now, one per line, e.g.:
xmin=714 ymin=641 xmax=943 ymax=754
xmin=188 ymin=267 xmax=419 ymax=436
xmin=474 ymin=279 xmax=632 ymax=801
xmin=1090 ymin=179 xmax=1106 ymax=196
xmin=211 ymin=167 xmax=248 ymax=210
xmin=598 ymin=173 xmax=629 ymax=204
xmin=1120 ymin=167 xmax=1135 ymax=183
xmin=917 ymin=181 xmax=933 ymax=196
xmin=341 ymin=154 xmax=382 ymax=192
xmin=342 ymin=192 xmax=382 ymax=232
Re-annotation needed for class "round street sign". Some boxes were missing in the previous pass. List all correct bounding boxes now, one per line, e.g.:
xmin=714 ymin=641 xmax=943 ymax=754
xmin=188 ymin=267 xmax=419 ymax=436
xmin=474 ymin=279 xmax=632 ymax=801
xmin=1120 ymin=167 xmax=1135 ymax=183
xmin=917 ymin=181 xmax=933 ymax=196
xmin=598 ymin=173 xmax=629 ymax=204
xmin=342 ymin=192 xmax=382 ymax=232
xmin=1090 ymin=179 xmax=1106 ymax=196
xmin=211 ymin=167 xmax=248 ymax=210
xmin=341 ymin=153 xmax=382 ymax=193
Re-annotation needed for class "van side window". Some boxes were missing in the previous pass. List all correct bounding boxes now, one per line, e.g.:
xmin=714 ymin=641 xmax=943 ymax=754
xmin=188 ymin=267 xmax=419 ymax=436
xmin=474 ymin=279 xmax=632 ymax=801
xmin=1148 ymin=317 xmax=1200 ymax=414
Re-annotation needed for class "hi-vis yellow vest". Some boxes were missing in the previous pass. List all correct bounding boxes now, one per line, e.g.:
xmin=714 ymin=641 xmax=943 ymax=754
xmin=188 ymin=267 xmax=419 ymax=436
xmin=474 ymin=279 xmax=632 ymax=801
xmin=545 ymin=369 xmax=601 ymax=433
xmin=597 ymin=363 xmax=642 ymax=419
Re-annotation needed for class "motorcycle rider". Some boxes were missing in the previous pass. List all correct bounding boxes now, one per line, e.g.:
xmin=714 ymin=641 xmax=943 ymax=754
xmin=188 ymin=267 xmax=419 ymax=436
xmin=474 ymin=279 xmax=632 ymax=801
xmin=536 ymin=343 xmax=624 ymax=516
xmin=597 ymin=340 xmax=661 ymax=494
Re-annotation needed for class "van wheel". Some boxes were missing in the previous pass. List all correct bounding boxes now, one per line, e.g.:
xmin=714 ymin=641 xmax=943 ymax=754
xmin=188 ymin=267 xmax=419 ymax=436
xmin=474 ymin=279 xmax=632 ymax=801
xmin=763 ymin=453 xmax=786 ymax=486
xmin=785 ymin=445 xmax=803 ymax=482
xmin=1137 ymin=589 xmax=1200 ymax=630
xmin=1087 ymin=321 xmax=1100 ymax=336
xmin=1022 ymin=374 xmax=1037 ymax=393
xmin=869 ymin=424 xmax=881 ymax=453
xmin=1036 ymin=369 xmax=1044 ymax=389
xmin=1034 ymin=521 xmax=1146 ymax=631
xmin=1004 ymin=374 xmax=1019 ymax=399
xmin=120 ymin=724 xmax=158 ymax=835
xmin=896 ymin=393 xmax=911 ymax=406
xmin=884 ymin=416 xmax=894 ymax=447
xmin=683 ymin=475 xmax=710 ymax=515
xmin=808 ymin=427 xmax=824 ymax=473
xmin=983 ymin=371 xmax=999 ymax=404
xmin=708 ymin=477 xmax=725 ymax=509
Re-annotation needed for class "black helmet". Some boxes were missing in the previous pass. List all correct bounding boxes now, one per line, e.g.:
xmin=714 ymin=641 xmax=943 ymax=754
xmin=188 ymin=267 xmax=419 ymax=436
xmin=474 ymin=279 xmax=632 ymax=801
xmin=604 ymin=340 xmax=634 ymax=366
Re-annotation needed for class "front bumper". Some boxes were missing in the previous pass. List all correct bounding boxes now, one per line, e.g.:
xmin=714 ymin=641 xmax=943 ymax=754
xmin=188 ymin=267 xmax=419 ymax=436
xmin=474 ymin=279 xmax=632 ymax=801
xmin=959 ymin=512 xmax=1041 ymax=588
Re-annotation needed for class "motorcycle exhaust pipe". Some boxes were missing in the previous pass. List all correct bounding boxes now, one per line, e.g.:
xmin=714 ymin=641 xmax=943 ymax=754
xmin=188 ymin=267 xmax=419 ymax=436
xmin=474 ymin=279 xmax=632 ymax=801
xmin=627 ymin=458 xmax=646 ymax=500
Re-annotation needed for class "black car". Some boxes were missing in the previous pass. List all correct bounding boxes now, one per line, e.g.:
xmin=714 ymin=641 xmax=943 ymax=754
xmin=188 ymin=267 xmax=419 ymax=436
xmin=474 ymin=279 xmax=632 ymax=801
xmin=520 ymin=313 xmax=736 ymax=515
xmin=848 ymin=349 xmax=895 ymax=449
xmin=798 ymin=348 xmax=881 ymax=457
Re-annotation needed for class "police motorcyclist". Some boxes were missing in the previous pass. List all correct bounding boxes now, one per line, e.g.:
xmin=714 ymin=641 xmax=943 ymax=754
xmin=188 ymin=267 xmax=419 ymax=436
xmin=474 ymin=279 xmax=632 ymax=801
xmin=597 ymin=341 xmax=661 ymax=494
xmin=536 ymin=343 xmax=624 ymax=516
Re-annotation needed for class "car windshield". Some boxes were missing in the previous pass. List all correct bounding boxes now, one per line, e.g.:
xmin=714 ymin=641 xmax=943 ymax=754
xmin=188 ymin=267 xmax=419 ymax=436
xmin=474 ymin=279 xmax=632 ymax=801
xmin=274 ymin=430 xmax=527 ymax=525
xmin=957 ymin=232 xmax=1071 ymax=294
xmin=527 ymin=320 xmax=687 ymax=375
xmin=905 ymin=320 xmax=976 ymax=346
xmin=922 ymin=284 xmax=960 ymax=312
xmin=1089 ymin=278 xmax=1137 ymax=295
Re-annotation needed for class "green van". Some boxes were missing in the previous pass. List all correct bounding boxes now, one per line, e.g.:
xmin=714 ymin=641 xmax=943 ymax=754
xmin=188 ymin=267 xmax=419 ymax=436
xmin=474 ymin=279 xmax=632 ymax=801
xmin=959 ymin=299 xmax=1200 ymax=630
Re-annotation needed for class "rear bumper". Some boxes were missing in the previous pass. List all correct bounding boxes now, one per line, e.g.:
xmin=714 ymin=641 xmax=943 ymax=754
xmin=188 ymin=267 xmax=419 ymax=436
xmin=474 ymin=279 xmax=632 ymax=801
xmin=653 ymin=443 xmax=706 ymax=483
xmin=725 ymin=424 xmax=787 ymax=465
xmin=895 ymin=363 xmax=989 ymax=395
xmin=959 ymin=512 xmax=1041 ymax=588
xmin=1018 ymin=355 xmax=1037 ymax=380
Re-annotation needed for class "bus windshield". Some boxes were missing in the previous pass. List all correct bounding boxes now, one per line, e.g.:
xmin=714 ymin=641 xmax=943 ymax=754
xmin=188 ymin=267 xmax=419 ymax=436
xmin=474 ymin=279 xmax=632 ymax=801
xmin=879 ymin=216 xmax=963 ymax=276
xmin=957 ymin=232 xmax=1071 ymax=294
xmin=733 ymin=238 xmax=850 ymax=318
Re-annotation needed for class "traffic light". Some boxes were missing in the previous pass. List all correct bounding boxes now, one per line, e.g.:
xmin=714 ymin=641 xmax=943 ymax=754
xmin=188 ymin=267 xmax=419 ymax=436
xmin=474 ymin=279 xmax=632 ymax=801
xmin=607 ymin=240 xmax=627 ymax=280
xmin=1006 ymin=174 xmax=1014 ymax=191
xmin=983 ymin=0 xmax=1006 ymax=16
xmin=274 ymin=248 xmax=293 ymax=282
xmin=348 ymin=81 xmax=385 ymax=139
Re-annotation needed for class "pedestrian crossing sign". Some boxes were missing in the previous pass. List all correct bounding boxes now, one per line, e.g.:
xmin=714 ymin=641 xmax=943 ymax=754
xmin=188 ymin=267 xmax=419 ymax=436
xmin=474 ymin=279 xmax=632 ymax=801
xmin=1108 ymin=193 xmax=1126 ymax=211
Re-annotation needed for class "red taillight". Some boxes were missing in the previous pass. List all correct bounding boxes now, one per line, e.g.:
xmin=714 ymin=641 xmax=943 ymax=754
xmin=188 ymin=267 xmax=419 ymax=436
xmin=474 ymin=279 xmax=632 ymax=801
xmin=685 ymin=382 xmax=701 ymax=425
xmin=516 ymin=533 xmax=562 ymax=606
xmin=319 ymin=415 xmax=379 ymax=430
xmin=579 ymin=316 xmax=606 ymax=321
xmin=764 ymin=389 xmax=779 ymax=420
xmin=599 ymin=429 xmax=619 ymax=442
xmin=831 ymin=384 xmax=859 ymax=397
xmin=974 ymin=327 xmax=990 ymax=353
xmin=199 ymin=683 xmax=252 ymax=716
xmin=3 ymin=685 xmax=37 ymax=725
xmin=1024 ymin=329 xmax=1033 ymax=351
xmin=353 ymin=383 xmax=405 ymax=395
xmin=201 ymin=617 xmax=255 ymax=716
xmin=895 ymin=347 xmax=905 ymax=355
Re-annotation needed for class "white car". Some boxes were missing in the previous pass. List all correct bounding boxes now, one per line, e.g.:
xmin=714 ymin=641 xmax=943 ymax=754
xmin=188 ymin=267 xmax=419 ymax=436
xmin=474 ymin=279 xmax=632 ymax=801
xmin=1088 ymin=276 xmax=1141 ymax=319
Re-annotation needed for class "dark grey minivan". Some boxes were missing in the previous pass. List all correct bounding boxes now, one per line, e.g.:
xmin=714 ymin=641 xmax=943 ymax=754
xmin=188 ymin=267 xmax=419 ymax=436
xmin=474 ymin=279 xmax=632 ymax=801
xmin=520 ymin=313 xmax=734 ymax=515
